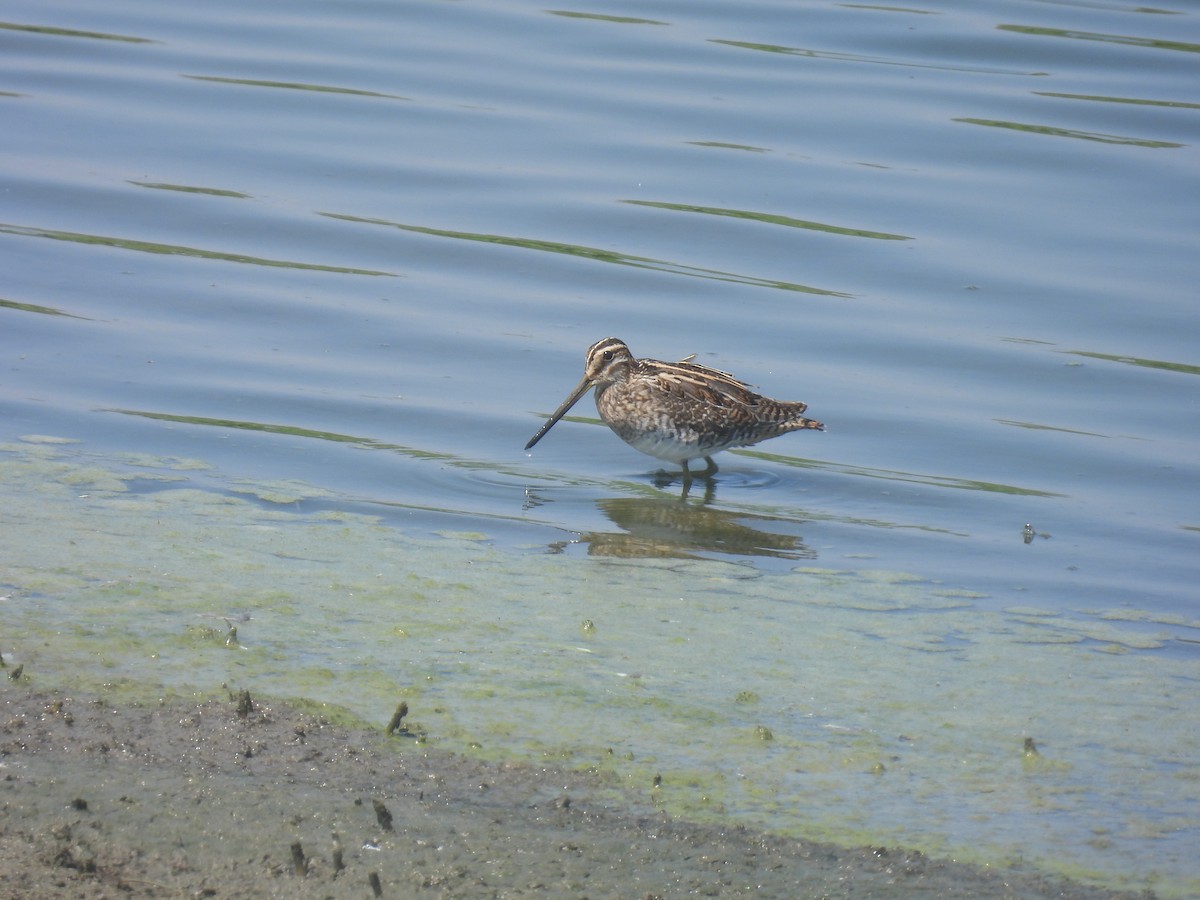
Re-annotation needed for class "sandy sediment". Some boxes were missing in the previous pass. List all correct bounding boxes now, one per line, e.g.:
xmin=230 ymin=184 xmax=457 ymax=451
xmin=0 ymin=689 xmax=1153 ymax=899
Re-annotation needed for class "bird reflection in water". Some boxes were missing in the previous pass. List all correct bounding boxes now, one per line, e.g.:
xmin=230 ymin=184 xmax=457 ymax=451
xmin=572 ymin=495 xmax=816 ymax=561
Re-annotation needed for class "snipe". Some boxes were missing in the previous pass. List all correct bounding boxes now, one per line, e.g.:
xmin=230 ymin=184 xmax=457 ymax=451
xmin=524 ymin=337 xmax=823 ymax=479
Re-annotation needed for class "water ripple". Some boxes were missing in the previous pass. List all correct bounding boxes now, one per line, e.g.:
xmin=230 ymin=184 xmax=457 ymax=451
xmin=621 ymin=200 xmax=913 ymax=240
xmin=998 ymin=23 xmax=1200 ymax=55
xmin=318 ymin=212 xmax=852 ymax=297
xmin=953 ymin=117 xmax=1183 ymax=148
xmin=710 ymin=38 xmax=1047 ymax=76
xmin=0 ymin=223 xmax=396 ymax=276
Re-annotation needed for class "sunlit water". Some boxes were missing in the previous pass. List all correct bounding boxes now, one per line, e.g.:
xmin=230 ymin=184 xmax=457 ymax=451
xmin=2 ymin=1 xmax=1198 ymax=894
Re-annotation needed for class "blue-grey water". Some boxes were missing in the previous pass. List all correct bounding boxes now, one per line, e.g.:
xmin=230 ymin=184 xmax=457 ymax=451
xmin=3 ymin=0 xmax=1198 ymax=894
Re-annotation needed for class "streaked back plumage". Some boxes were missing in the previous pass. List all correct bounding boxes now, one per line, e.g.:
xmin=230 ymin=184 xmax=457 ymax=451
xmin=525 ymin=337 xmax=823 ymax=473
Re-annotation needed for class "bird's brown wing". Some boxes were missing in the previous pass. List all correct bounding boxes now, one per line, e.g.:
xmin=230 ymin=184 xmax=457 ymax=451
xmin=646 ymin=358 xmax=807 ymax=413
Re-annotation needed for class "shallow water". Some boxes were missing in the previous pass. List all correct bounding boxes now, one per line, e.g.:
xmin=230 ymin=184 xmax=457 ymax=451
xmin=2 ymin=0 xmax=1199 ymax=894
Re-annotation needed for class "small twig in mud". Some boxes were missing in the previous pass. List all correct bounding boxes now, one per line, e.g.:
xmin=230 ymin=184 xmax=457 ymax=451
xmin=385 ymin=701 xmax=408 ymax=735
xmin=371 ymin=798 xmax=393 ymax=832
xmin=331 ymin=832 xmax=345 ymax=873
xmin=290 ymin=841 xmax=307 ymax=876
xmin=235 ymin=689 xmax=253 ymax=719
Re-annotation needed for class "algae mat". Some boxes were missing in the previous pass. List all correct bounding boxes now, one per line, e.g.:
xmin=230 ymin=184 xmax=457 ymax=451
xmin=1 ymin=436 xmax=1196 ymax=895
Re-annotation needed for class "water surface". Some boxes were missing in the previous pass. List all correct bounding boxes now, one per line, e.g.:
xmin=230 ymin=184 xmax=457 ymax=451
xmin=2 ymin=1 xmax=1198 ymax=894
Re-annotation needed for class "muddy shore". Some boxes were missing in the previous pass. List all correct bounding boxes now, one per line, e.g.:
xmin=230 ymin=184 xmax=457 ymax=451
xmin=0 ymin=688 xmax=1153 ymax=899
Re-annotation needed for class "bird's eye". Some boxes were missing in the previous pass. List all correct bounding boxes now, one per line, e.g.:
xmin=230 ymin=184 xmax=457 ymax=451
xmin=603 ymin=350 xmax=613 ymax=360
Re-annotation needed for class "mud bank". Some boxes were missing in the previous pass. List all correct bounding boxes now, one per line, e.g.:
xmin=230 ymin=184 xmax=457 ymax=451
xmin=0 ymin=688 xmax=1154 ymax=899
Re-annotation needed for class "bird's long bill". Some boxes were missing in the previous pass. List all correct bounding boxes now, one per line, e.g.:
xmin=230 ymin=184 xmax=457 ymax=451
xmin=524 ymin=377 xmax=593 ymax=450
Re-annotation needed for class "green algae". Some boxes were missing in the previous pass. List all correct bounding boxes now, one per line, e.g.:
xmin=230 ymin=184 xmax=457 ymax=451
xmin=2 ymin=437 xmax=1197 ymax=897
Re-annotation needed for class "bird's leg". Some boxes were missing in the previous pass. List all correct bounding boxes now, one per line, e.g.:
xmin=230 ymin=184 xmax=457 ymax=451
xmin=676 ymin=456 xmax=716 ymax=493
xmin=677 ymin=458 xmax=718 ymax=500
